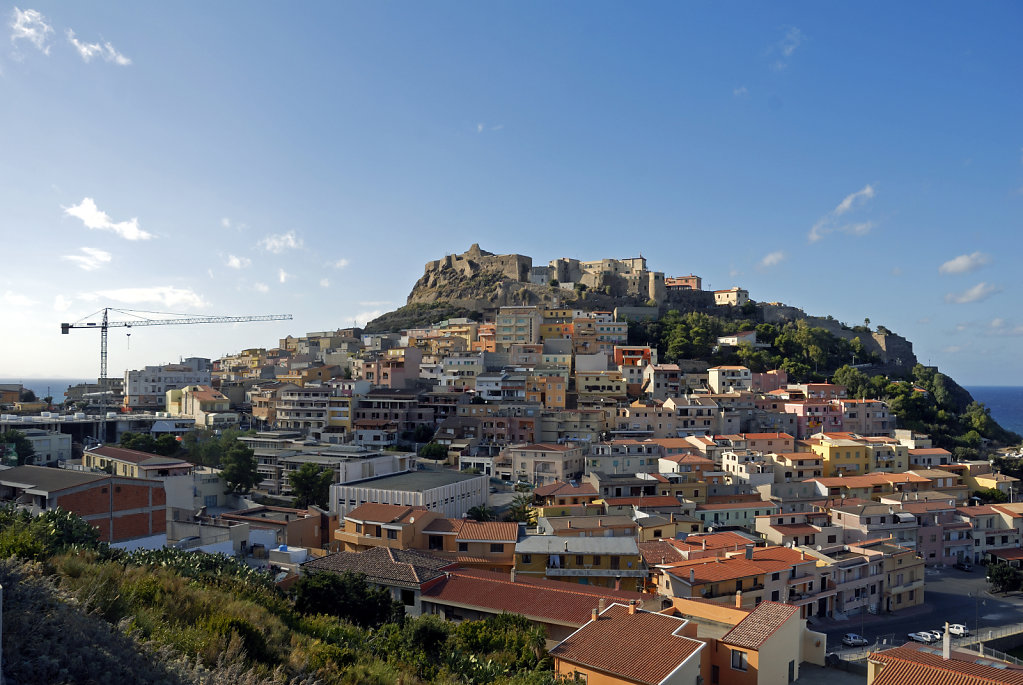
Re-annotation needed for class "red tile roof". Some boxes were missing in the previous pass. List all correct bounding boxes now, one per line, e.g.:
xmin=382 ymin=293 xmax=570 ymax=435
xmin=534 ymin=481 xmax=598 ymax=497
xmin=695 ymin=501 xmax=775 ymax=511
xmin=870 ymin=644 xmax=1023 ymax=685
xmin=87 ymin=445 xmax=191 ymax=466
xmin=550 ymin=604 xmax=704 ymax=684
xmin=722 ymin=601 xmax=799 ymax=649
xmin=422 ymin=569 xmax=646 ymax=627
xmin=456 ymin=520 xmax=520 ymax=542
xmin=638 ymin=540 xmax=689 ymax=565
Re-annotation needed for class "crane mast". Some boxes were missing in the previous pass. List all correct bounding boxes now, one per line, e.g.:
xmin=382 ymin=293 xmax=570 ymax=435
xmin=61 ymin=307 xmax=293 ymax=379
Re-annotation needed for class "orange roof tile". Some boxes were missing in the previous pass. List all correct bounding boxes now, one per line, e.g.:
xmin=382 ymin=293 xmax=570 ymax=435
xmin=722 ymin=601 xmax=799 ymax=649
xmin=422 ymin=569 xmax=645 ymax=626
xmin=456 ymin=520 xmax=519 ymax=542
xmin=550 ymin=604 xmax=704 ymax=684
xmin=870 ymin=644 xmax=1023 ymax=685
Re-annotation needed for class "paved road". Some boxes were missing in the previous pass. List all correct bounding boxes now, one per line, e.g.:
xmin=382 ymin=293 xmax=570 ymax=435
xmin=812 ymin=566 xmax=1023 ymax=655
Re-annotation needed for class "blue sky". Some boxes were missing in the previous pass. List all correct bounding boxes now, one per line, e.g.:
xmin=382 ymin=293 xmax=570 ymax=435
xmin=1 ymin=2 xmax=1021 ymax=384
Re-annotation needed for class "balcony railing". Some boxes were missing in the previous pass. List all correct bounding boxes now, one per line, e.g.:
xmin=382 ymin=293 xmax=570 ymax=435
xmin=545 ymin=568 xmax=647 ymax=578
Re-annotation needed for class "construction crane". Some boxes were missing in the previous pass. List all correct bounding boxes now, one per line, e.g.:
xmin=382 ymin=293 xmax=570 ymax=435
xmin=61 ymin=307 xmax=293 ymax=379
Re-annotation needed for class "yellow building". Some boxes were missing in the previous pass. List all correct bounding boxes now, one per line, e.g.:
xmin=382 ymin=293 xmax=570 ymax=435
xmin=514 ymin=535 xmax=645 ymax=591
xmin=808 ymin=434 xmax=871 ymax=476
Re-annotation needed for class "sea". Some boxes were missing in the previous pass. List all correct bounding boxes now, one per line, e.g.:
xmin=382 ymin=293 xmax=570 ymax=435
xmin=0 ymin=378 xmax=95 ymax=401
xmin=967 ymin=386 xmax=1023 ymax=438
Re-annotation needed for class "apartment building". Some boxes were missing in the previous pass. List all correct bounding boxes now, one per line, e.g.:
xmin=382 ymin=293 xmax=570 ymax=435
xmin=707 ymin=365 xmax=753 ymax=393
xmin=501 ymin=443 xmax=585 ymax=486
xmin=123 ymin=358 xmax=212 ymax=410
xmin=515 ymin=535 xmax=645 ymax=591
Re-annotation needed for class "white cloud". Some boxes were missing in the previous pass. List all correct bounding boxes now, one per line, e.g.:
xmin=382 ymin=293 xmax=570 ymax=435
xmin=760 ymin=250 xmax=785 ymax=267
xmin=258 ymin=231 xmax=301 ymax=253
xmin=944 ymin=282 xmax=1001 ymax=304
xmin=221 ymin=217 xmax=231 ymax=229
xmin=10 ymin=7 xmax=52 ymax=54
xmin=3 ymin=290 xmax=36 ymax=306
xmin=319 ymin=278 xmax=330 ymax=288
xmin=943 ymin=345 xmax=965 ymax=354
xmin=733 ymin=86 xmax=748 ymax=97
xmin=81 ymin=286 xmax=207 ymax=309
xmin=834 ymin=185 xmax=876 ymax=216
xmin=331 ymin=258 xmax=350 ymax=269
xmin=61 ymin=246 xmax=112 ymax=271
xmin=278 ymin=268 xmax=289 ymax=284
xmin=476 ymin=123 xmax=484 ymax=133
xmin=226 ymin=254 xmax=251 ymax=269
xmin=64 ymin=197 xmax=153 ymax=240
xmin=891 ymin=266 xmax=903 ymax=276
xmin=780 ymin=27 xmax=803 ymax=57
xmin=359 ymin=300 xmax=392 ymax=307
xmin=66 ymin=29 xmax=131 ymax=65
xmin=352 ymin=309 xmax=386 ymax=326
xmin=988 ymin=318 xmax=1023 ymax=336
xmin=938 ymin=251 xmax=991 ymax=275
xmin=771 ymin=26 xmax=803 ymax=70
xmin=53 ymin=294 xmax=72 ymax=311
xmin=253 ymin=282 xmax=269 ymax=294
xmin=808 ymin=185 xmax=876 ymax=243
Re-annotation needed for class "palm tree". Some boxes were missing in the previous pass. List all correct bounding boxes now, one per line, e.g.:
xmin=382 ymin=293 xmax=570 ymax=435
xmin=466 ymin=505 xmax=496 ymax=522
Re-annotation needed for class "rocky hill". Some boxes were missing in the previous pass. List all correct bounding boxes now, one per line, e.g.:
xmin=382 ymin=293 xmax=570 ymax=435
xmin=370 ymin=246 xmax=920 ymax=377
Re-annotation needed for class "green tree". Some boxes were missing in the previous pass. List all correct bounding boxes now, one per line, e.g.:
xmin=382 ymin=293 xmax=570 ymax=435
xmin=288 ymin=462 xmax=333 ymax=508
xmin=466 ymin=505 xmax=496 ymax=522
xmin=420 ymin=442 xmax=448 ymax=460
xmin=219 ymin=441 xmax=259 ymax=493
xmin=988 ymin=563 xmax=1022 ymax=593
xmin=292 ymin=571 xmax=401 ymax=628
xmin=18 ymin=388 xmax=37 ymax=402
xmin=974 ymin=488 xmax=1008 ymax=504
xmin=413 ymin=424 xmax=435 ymax=443
xmin=505 ymin=493 xmax=536 ymax=524
xmin=0 ymin=430 xmax=35 ymax=465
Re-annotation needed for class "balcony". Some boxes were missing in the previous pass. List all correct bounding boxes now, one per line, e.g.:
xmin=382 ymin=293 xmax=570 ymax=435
xmin=545 ymin=568 xmax=647 ymax=578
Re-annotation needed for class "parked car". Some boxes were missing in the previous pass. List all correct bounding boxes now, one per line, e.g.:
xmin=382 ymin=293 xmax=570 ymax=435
xmin=908 ymin=632 xmax=937 ymax=643
xmin=925 ymin=630 xmax=945 ymax=642
xmin=954 ymin=561 xmax=974 ymax=571
xmin=948 ymin=624 xmax=970 ymax=636
xmin=842 ymin=633 xmax=869 ymax=647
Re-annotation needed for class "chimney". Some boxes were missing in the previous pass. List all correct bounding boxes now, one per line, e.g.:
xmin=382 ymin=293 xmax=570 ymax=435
xmin=735 ymin=590 xmax=743 ymax=609
xmin=564 ymin=540 xmax=569 ymax=552
xmin=510 ymin=568 xmax=516 ymax=583
xmin=801 ymin=550 xmax=807 ymax=561
xmin=598 ymin=598 xmax=606 ymax=613
xmin=591 ymin=607 xmax=599 ymax=622
xmin=943 ymin=622 xmax=950 ymax=660
xmin=702 ymin=539 xmax=707 ymax=550
xmin=628 ymin=599 xmax=637 ymax=615
xmin=690 ymin=568 xmax=695 ymax=584
xmin=745 ymin=545 xmax=753 ymax=560
xmin=567 ymin=520 xmax=571 ymax=528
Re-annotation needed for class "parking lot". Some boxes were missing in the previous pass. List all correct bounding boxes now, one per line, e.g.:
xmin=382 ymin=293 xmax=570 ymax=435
xmin=816 ymin=565 xmax=1023 ymax=655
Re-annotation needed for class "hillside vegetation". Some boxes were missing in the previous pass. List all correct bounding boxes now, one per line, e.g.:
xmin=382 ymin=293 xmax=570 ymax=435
xmin=0 ymin=506 xmax=560 ymax=685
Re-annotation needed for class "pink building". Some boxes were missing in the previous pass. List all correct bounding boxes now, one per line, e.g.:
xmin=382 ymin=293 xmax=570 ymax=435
xmin=783 ymin=400 xmax=844 ymax=438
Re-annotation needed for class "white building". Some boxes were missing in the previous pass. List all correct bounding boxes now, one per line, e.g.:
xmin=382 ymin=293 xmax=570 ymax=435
xmin=17 ymin=428 xmax=72 ymax=466
xmin=123 ymin=358 xmax=212 ymax=409
xmin=330 ymin=469 xmax=487 ymax=518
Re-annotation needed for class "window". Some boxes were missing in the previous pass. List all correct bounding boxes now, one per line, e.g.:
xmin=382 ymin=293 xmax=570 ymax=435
xmin=730 ymin=649 xmax=748 ymax=671
xmin=522 ymin=554 xmax=532 ymax=564
xmin=458 ymin=542 xmax=468 ymax=552
xmin=490 ymin=543 xmax=504 ymax=553
xmin=386 ymin=529 xmax=397 ymax=540
xmin=592 ymin=556 xmax=601 ymax=565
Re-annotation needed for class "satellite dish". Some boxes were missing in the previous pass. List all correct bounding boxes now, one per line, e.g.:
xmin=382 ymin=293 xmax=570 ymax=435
xmin=816 ymin=545 xmax=822 ymax=551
